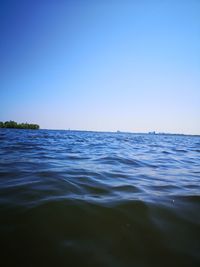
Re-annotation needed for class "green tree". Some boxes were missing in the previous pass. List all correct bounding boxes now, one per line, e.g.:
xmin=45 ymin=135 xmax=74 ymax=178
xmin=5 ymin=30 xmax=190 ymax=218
xmin=0 ymin=121 xmax=40 ymax=129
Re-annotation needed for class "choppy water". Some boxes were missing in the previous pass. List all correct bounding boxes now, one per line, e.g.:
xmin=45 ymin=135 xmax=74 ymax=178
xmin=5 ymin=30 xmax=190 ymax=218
xmin=0 ymin=129 xmax=200 ymax=267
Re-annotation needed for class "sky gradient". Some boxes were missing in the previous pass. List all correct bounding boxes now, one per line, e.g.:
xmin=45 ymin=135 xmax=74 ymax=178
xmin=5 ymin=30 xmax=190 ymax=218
xmin=1 ymin=0 xmax=200 ymax=134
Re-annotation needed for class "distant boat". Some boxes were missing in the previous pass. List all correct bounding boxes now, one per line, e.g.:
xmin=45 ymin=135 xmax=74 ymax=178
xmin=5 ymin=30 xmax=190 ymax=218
xmin=148 ymin=131 xmax=156 ymax=135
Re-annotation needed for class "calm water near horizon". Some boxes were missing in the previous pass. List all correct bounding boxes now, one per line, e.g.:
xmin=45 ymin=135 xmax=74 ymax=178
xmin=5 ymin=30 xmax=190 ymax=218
xmin=0 ymin=129 xmax=200 ymax=267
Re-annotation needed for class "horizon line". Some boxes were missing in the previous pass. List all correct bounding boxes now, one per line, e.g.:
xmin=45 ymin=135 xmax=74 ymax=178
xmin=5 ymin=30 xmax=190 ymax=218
xmin=38 ymin=128 xmax=200 ymax=137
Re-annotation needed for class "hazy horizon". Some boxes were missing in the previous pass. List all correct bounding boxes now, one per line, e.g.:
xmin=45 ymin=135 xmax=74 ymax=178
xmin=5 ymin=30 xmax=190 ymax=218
xmin=1 ymin=121 xmax=199 ymax=136
xmin=1 ymin=0 xmax=200 ymax=135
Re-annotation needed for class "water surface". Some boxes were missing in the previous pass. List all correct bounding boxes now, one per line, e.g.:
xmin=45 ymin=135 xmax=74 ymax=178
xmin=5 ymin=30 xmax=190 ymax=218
xmin=0 ymin=129 xmax=200 ymax=266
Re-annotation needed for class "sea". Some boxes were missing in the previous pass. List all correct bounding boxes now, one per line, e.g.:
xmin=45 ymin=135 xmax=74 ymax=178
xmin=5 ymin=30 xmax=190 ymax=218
xmin=0 ymin=129 xmax=200 ymax=267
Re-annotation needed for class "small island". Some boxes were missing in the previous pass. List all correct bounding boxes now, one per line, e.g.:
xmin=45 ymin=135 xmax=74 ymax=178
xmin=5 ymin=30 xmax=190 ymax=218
xmin=0 ymin=121 xmax=40 ymax=130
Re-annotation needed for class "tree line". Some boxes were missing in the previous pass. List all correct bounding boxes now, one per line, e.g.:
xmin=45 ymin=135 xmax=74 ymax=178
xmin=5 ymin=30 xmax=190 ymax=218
xmin=0 ymin=121 xmax=40 ymax=129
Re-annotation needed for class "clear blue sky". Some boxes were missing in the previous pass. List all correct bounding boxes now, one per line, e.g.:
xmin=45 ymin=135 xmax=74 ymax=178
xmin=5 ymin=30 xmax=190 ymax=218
xmin=1 ymin=0 xmax=200 ymax=134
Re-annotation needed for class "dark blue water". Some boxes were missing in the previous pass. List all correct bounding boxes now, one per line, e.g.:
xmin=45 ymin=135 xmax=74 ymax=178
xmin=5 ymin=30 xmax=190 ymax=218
xmin=0 ymin=129 xmax=200 ymax=267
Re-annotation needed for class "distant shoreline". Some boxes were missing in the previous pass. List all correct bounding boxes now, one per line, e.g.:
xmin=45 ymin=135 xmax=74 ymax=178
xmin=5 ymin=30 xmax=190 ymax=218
xmin=0 ymin=121 xmax=39 ymax=130
xmin=17 ymin=128 xmax=200 ymax=137
xmin=0 ymin=123 xmax=199 ymax=137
